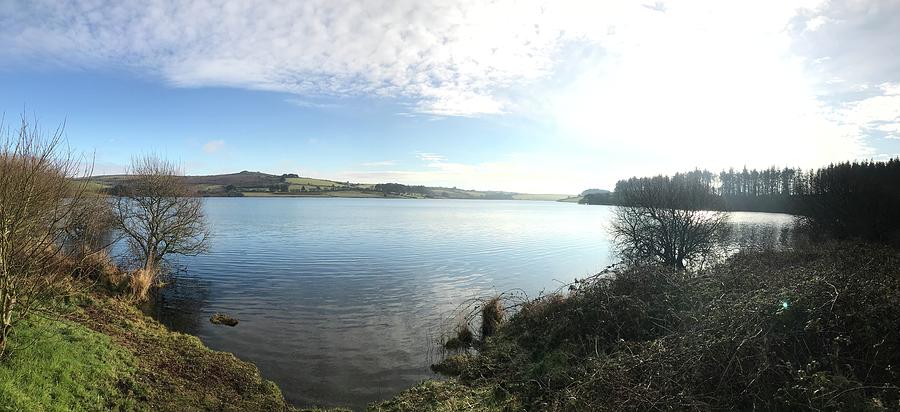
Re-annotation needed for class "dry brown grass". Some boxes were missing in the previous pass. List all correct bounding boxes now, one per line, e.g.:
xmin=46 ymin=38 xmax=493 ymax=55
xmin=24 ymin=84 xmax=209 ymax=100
xmin=76 ymin=249 xmax=124 ymax=287
xmin=480 ymin=297 xmax=504 ymax=340
xmin=128 ymin=268 xmax=156 ymax=302
xmin=443 ymin=323 xmax=475 ymax=351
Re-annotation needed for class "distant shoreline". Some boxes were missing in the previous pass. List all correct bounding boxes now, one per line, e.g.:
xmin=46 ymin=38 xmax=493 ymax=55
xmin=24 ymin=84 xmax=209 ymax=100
xmin=218 ymin=192 xmax=573 ymax=201
xmin=86 ymin=171 xmax=574 ymax=202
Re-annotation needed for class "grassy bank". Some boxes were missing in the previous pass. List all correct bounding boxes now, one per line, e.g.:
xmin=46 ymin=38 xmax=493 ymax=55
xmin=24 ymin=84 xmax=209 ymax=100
xmin=374 ymin=243 xmax=900 ymax=411
xmin=0 ymin=286 xmax=302 ymax=411
xmin=0 ymin=315 xmax=138 ymax=411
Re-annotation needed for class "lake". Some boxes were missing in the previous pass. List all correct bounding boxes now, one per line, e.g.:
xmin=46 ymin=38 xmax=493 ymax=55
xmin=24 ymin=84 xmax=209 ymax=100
xmin=150 ymin=198 xmax=794 ymax=409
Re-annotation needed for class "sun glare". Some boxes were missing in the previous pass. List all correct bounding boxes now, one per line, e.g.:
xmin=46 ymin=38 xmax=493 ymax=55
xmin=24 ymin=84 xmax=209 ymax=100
xmin=552 ymin=1 xmax=866 ymax=177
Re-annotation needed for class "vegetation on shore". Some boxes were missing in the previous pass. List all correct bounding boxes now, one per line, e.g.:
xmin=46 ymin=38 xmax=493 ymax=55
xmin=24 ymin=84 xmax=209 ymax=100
xmin=0 ymin=285 xmax=295 ymax=411
xmin=0 ymin=118 xmax=303 ymax=411
xmin=375 ymin=242 xmax=900 ymax=411
xmin=90 ymin=171 xmax=571 ymax=201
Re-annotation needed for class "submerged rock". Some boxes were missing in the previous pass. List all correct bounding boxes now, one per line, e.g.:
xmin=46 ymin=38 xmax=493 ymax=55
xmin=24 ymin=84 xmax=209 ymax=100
xmin=210 ymin=313 xmax=239 ymax=327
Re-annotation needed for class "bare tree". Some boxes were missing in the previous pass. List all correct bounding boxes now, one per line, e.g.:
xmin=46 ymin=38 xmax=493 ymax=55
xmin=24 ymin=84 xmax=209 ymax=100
xmin=112 ymin=155 xmax=209 ymax=276
xmin=0 ymin=117 xmax=95 ymax=354
xmin=610 ymin=175 xmax=729 ymax=270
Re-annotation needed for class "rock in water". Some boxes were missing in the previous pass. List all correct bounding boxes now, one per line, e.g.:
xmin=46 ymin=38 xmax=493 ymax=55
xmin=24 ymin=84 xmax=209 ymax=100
xmin=210 ymin=313 xmax=239 ymax=327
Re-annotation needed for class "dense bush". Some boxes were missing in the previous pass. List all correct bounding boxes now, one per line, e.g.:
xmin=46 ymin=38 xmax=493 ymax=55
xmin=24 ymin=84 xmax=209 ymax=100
xmin=422 ymin=243 xmax=900 ymax=411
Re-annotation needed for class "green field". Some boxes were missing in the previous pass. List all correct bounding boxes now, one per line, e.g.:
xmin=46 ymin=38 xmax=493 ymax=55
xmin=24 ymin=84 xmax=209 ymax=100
xmin=284 ymin=177 xmax=345 ymax=187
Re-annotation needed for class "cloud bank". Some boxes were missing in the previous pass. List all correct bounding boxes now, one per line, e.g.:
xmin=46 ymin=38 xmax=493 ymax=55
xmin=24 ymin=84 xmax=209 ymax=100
xmin=1 ymin=0 xmax=612 ymax=116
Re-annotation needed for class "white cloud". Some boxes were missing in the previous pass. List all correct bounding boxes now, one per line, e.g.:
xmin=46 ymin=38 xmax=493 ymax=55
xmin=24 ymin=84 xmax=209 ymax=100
xmin=285 ymin=98 xmax=341 ymax=109
xmin=3 ymin=0 xmax=899 ymax=184
xmin=791 ymin=0 xmax=900 ymax=89
xmin=838 ymin=83 xmax=900 ymax=139
xmin=202 ymin=139 xmax=225 ymax=154
xmin=338 ymin=155 xmax=589 ymax=194
xmin=361 ymin=160 xmax=397 ymax=167
xmin=415 ymin=152 xmax=446 ymax=163
xmin=804 ymin=15 xmax=829 ymax=31
xmin=0 ymin=0 xmax=624 ymax=116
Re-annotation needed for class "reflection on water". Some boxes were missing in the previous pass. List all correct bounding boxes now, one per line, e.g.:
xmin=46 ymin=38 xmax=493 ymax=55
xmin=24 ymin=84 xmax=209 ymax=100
xmin=149 ymin=271 xmax=211 ymax=335
xmin=151 ymin=198 xmax=792 ymax=410
xmin=724 ymin=211 xmax=797 ymax=252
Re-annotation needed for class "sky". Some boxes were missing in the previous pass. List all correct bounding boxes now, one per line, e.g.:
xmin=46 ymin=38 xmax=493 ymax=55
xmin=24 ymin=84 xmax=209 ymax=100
xmin=1 ymin=0 xmax=899 ymax=194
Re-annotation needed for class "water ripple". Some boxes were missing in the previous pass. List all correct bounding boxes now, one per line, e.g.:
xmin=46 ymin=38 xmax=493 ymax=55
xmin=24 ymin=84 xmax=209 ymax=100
xmin=154 ymin=198 xmax=792 ymax=410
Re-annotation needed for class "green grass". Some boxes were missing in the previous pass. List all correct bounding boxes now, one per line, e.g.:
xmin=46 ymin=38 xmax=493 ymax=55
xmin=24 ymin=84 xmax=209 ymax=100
xmin=0 ymin=316 xmax=143 ymax=412
xmin=0 ymin=284 xmax=295 ymax=411
xmin=80 ymin=181 xmax=111 ymax=193
xmin=285 ymin=177 xmax=344 ymax=187
xmin=196 ymin=184 xmax=224 ymax=192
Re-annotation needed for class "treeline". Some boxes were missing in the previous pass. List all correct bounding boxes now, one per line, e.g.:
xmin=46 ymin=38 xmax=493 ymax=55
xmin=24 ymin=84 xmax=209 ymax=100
xmin=803 ymin=159 xmax=900 ymax=242
xmin=582 ymin=158 xmax=900 ymax=242
xmin=374 ymin=183 xmax=431 ymax=196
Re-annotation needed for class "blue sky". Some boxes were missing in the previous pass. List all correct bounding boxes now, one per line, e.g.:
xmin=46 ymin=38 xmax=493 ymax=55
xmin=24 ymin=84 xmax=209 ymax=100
xmin=0 ymin=69 xmax=557 ymax=183
xmin=2 ymin=1 xmax=899 ymax=194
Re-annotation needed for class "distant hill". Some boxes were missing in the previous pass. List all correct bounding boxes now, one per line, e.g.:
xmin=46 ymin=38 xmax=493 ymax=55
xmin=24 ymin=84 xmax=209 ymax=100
xmin=580 ymin=188 xmax=610 ymax=196
xmin=88 ymin=171 xmax=573 ymax=201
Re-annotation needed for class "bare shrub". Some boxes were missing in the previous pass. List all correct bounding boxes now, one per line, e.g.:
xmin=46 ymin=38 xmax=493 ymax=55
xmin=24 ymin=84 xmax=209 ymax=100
xmin=443 ymin=323 xmax=475 ymax=351
xmin=111 ymin=155 xmax=210 ymax=296
xmin=0 ymin=116 xmax=94 ymax=354
xmin=611 ymin=174 xmax=729 ymax=270
xmin=480 ymin=297 xmax=504 ymax=340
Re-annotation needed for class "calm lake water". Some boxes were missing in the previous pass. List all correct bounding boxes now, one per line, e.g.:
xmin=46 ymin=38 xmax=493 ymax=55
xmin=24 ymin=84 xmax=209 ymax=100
xmin=151 ymin=198 xmax=794 ymax=410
